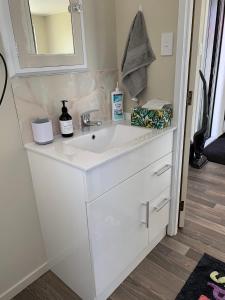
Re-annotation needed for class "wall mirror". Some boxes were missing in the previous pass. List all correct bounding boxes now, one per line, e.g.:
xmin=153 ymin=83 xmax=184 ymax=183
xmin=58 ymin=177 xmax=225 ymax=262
xmin=8 ymin=0 xmax=85 ymax=71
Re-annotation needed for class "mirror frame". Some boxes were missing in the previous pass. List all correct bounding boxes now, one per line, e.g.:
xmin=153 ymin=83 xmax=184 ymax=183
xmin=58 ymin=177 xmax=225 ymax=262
xmin=0 ymin=0 xmax=87 ymax=76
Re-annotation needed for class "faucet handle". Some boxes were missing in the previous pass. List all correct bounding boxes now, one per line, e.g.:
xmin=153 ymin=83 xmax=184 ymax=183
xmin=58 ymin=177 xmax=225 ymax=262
xmin=81 ymin=109 xmax=102 ymax=128
xmin=81 ymin=109 xmax=99 ymax=117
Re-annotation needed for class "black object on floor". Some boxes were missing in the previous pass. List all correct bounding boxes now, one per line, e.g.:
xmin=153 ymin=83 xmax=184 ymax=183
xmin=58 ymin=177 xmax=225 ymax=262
xmin=176 ymin=254 xmax=225 ymax=300
xmin=190 ymin=71 xmax=209 ymax=169
xmin=204 ymin=133 xmax=225 ymax=165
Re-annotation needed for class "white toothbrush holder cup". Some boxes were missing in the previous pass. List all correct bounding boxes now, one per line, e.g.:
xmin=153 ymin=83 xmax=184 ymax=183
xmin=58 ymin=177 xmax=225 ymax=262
xmin=32 ymin=118 xmax=54 ymax=145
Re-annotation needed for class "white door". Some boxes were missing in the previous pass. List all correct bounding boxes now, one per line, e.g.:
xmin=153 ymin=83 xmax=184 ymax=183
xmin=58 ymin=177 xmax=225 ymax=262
xmin=87 ymin=168 xmax=149 ymax=296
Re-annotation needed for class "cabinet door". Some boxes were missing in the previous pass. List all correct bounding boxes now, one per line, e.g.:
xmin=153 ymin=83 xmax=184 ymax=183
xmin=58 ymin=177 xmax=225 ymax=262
xmin=87 ymin=170 xmax=149 ymax=296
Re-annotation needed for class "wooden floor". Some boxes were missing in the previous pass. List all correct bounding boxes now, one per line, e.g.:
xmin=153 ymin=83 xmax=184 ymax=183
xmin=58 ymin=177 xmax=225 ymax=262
xmin=14 ymin=162 xmax=225 ymax=300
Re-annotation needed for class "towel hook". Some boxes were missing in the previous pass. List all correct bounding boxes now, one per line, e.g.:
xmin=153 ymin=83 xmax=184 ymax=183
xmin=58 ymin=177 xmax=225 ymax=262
xmin=139 ymin=5 xmax=143 ymax=11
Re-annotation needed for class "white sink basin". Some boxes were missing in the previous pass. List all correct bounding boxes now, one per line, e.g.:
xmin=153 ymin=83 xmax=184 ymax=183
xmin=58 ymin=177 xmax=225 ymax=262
xmin=65 ymin=124 xmax=151 ymax=153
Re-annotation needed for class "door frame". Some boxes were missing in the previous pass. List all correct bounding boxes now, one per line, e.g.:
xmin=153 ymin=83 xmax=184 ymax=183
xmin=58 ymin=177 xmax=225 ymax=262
xmin=167 ymin=0 xmax=194 ymax=236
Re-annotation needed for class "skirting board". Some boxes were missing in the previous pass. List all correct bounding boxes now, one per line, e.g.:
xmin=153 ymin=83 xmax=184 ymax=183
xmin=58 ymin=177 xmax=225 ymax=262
xmin=0 ymin=229 xmax=166 ymax=300
xmin=0 ymin=262 xmax=49 ymax=300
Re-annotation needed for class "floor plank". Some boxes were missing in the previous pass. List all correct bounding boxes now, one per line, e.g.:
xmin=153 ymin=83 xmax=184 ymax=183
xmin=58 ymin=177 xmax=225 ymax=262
xmin=13 ymin=162 xmax=225 ymax=300
xmin=13 ymin=271 xmax=80 ymax=300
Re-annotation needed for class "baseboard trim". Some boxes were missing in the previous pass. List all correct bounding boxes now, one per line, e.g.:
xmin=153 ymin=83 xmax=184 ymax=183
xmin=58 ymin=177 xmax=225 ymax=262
xmin=0 ymin=262 xmax=49 ymax=300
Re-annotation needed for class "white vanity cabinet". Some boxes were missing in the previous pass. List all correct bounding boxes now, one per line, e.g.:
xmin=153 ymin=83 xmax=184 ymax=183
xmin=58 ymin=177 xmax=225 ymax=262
xmin=26 ymin=129 xmax=174 ymax=300
xmin=87 ymin=152 xmax=172 ymax=298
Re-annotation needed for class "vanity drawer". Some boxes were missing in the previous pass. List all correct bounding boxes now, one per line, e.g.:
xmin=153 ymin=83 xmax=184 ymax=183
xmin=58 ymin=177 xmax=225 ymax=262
xmin=148 ymin=187 xmax=171 ymax=242
xmin=146 ymin=152 xmax=172 ymax=201
xmin=86 ymin=131 xmax=173 ymax=201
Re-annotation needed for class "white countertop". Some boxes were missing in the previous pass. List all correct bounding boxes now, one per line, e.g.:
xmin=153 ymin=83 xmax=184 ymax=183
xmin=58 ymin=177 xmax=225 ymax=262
xmin=25 ymin=121 xmax=176 ymax=171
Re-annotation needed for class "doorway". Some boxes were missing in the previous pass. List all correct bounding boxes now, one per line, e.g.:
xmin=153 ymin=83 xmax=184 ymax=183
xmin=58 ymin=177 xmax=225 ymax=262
xmin=194 ymin=0 xmax=225 ymax=150
xmin=179 ymin=0 xmax=225 ymax=227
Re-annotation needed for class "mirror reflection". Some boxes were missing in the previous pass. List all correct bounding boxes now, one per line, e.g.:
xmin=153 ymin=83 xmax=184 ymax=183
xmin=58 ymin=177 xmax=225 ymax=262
xmin=29 ymin=0 xmax=75 ymax=55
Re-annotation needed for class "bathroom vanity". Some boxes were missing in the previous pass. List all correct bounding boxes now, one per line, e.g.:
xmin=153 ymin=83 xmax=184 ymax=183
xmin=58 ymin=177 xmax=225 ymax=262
xmin=26 ymin=123 xmax=175 ymax=300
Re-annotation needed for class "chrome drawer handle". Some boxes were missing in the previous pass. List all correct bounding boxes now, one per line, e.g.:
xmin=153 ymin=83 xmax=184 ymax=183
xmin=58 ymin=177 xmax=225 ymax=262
xmin=154 ymin=164 xmax=172 ymax=177
xmin=141 ymin=201 xmax=150 ymax=228
xmin=154 ymin=198 xmax=170 ymax=212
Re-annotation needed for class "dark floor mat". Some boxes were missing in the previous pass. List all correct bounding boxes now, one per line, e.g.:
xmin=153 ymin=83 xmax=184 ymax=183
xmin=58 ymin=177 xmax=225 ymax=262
xmin=176 ymin=253 xmax=225 ymax=300
xmin=204 ymin=133 xmax=225 ymax=165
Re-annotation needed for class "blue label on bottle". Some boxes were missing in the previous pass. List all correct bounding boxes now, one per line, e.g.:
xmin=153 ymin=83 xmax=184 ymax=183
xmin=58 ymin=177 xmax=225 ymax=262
xmin=113 ymin=94 xmax=124 ymax=121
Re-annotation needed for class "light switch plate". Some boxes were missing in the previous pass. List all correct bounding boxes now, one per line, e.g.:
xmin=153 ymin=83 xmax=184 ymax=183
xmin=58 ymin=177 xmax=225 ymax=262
xmin=161 ymin=32 xmax=173 ymax=56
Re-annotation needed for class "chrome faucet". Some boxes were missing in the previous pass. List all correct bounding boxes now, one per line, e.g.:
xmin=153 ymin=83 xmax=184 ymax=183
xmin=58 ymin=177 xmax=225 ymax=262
xmin=81 ymin=109 xmax=102 ymax=129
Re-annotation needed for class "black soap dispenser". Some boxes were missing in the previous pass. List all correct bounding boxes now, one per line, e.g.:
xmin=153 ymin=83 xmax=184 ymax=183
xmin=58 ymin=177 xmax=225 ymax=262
xmin=59 ymin=100 xmax=74 ymax=138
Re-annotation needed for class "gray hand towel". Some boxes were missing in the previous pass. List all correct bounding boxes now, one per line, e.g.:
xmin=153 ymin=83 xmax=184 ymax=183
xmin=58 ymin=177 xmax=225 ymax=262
xmin=121 ymin=11 xmax=156 ymax=99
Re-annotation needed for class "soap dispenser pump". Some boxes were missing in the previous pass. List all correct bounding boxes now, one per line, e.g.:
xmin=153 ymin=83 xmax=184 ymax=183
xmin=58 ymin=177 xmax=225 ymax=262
xmin=59 ymin=100 xmax=74 ymax=138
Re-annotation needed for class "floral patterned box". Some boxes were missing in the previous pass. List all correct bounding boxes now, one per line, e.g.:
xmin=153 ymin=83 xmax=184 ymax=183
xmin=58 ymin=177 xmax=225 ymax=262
xmin=131 ymin=104 xmax=173 ymax=129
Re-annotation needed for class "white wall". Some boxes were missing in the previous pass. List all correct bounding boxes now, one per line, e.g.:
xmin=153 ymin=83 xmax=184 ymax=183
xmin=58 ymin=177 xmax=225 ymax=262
xmin=209 ymin=21 xmax=225 ymax=143
xmin=32 ymin=15 xmax=49 ymax=54
xmin=32 ymin=12 xmax=77 ymax=55
xmin=115 ymin=0 xmax=179 ymax=111
xmin=190 ymin=1 xmax=225 ymax=144
xmin=0 ymin=38 xmax=47 ymax=299
xmin=190 ymin=0 xmax=209 ymax=138
xmin=45 ymin=12 xmax=74 ymax=54
xmin=84 ymin=0 xmax=118 ymax=70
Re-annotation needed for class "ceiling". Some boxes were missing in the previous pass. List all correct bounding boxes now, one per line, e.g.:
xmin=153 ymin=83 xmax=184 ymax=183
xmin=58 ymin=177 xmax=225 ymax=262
xmin=29 ymin=0 xmax=69 ymax=15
